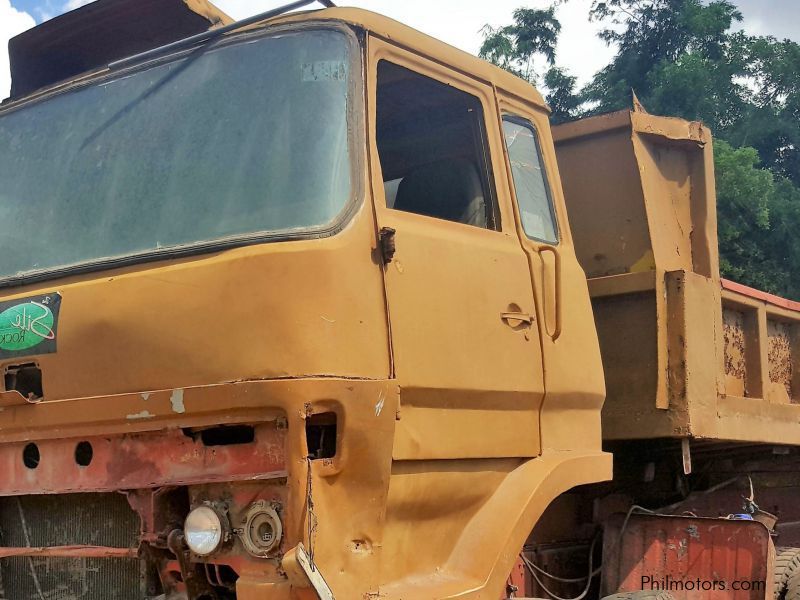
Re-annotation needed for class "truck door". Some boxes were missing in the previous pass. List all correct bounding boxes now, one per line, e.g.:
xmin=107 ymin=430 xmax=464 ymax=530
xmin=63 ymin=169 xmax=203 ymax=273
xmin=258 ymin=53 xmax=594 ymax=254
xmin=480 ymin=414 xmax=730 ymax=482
xmin=367 ymin=39 xmax=546 ymax=460
xmin=496 ymin=96 xmax=606 ymax=452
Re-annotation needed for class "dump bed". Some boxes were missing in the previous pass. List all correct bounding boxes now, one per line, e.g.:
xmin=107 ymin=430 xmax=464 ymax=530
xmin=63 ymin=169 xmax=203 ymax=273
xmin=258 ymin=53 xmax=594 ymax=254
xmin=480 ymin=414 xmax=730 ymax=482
xmin=553 ymin=109 xmax=800 ymax=444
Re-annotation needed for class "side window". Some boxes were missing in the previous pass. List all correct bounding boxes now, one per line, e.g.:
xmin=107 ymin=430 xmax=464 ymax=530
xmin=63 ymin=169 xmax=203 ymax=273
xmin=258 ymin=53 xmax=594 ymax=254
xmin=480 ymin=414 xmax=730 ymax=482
xmin=502 ymin=117 xmax=559 ymax=244
xmin=375 ymin=60 xmax=498 ymax=229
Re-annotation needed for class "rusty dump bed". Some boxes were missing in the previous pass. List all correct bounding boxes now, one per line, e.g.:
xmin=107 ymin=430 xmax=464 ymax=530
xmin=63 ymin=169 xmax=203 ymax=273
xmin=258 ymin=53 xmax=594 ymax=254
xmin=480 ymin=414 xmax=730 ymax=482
xmin=554 ymin=109 xmax=800 ymax=444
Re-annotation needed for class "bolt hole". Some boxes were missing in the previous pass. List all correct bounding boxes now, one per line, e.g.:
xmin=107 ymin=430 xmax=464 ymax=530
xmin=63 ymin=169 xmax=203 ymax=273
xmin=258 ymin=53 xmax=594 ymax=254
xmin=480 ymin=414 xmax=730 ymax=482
xmin=75 ymin=441 xmax=93 ymax=467
xmin=23 ymin=443 xmax=39 ymax=469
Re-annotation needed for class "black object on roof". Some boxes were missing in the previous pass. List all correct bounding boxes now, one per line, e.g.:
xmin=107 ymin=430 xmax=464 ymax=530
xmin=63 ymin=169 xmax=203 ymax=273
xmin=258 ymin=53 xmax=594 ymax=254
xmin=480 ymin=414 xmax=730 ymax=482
xmin=7 ymin=0 xmax=231 ymax=101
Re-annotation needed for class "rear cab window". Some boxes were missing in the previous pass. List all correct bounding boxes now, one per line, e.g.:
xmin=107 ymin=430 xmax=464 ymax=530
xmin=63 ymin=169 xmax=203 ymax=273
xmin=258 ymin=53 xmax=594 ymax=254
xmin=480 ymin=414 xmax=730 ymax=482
xmin=502 ymin=116 xmax=559 ymax=244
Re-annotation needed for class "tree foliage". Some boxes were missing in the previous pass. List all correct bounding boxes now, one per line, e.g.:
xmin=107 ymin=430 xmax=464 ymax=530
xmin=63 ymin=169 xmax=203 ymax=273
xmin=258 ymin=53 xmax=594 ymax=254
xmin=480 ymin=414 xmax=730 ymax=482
xmin=479 ymin=8 xmax=561 ymax=83
xmin=481 ymin=0 xmax=800 ymax=298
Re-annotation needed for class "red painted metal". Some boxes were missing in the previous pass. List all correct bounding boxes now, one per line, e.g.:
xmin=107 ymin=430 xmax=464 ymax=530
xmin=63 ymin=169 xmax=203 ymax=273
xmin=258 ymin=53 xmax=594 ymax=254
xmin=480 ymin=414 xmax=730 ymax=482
xmin=722 ymin=278 xmax=800 ymax=313
xmin=0 ymin=423 xmax=286 ymax=495
xmin=502 ymin=555 xmax=528 ymax=598
xmin=602 ymin=514 xmax=772 ymax=599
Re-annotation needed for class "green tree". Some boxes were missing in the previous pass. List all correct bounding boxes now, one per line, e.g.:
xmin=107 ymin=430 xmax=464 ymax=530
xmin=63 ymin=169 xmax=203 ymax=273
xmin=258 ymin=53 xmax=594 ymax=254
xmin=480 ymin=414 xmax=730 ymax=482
xmin=727 ymin=36 xmax=800 ymax=187
xmin=716 ymin=140 xmax=800 ymax=297
xmin=584 ymin=0 xmax=744 ymax=114
xmin=543 ymin=67 xmax=582 ymax=123
xmin=714 ymin=141 xmax=773 ymax=288
xmin=480 ymin=6 xmax=583 ymax=121
xmin=479 ymin=7 xmax=562 ymax=83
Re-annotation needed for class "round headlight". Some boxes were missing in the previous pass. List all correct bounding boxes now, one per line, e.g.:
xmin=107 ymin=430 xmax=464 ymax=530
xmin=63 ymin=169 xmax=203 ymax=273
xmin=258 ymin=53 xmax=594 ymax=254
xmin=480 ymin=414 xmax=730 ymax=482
xmin=184 ymin=506 xmax=224 ymax=556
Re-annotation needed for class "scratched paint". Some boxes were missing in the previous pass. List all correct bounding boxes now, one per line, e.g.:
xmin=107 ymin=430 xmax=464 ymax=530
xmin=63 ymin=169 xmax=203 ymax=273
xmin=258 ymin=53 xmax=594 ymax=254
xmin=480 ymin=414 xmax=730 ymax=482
xmin=170 ymin=389 xmax=185 ymax=414
xmin=125 ymin=410 xmax=154 ymax=420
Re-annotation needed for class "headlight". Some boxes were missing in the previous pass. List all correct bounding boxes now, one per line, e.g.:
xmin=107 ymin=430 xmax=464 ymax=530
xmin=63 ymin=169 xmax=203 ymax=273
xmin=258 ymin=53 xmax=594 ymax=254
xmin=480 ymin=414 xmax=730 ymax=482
xmin=184 ymin=505 xmax=225 ymax=556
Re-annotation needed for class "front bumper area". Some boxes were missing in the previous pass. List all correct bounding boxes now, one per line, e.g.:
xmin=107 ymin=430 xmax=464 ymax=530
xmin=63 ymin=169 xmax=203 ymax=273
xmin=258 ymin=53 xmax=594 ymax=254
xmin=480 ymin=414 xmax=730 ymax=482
xmin=0 ymin=378 xmax=397 ymax=599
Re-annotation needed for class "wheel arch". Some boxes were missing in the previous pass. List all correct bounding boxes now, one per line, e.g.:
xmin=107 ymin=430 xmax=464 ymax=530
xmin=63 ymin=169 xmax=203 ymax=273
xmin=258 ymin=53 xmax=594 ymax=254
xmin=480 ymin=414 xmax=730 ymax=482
xmin=381 ymin=450 xmax=612 ymax=599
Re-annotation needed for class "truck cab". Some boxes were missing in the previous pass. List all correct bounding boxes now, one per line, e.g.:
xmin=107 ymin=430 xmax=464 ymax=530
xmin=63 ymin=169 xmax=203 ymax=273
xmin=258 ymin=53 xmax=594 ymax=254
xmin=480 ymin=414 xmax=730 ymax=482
xmin=0 ymin=2 xmax=609 ymax=599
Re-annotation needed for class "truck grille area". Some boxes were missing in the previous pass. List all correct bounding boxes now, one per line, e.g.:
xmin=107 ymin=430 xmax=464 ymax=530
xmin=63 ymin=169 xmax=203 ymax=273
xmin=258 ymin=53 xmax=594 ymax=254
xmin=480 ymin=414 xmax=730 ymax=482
xmin=1 ymin=556 xmax=144 ymax=600
xmin=0 ymin=493 xmax=145 ymax=599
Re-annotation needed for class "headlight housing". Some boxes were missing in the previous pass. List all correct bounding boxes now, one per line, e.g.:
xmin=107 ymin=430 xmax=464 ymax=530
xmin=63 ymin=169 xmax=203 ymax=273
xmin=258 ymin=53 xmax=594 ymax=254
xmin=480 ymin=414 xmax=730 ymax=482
xmin=184 ymin=505 xmax=226 ymax=556
xmin=238 ymin=500 xmax=283 ymax=558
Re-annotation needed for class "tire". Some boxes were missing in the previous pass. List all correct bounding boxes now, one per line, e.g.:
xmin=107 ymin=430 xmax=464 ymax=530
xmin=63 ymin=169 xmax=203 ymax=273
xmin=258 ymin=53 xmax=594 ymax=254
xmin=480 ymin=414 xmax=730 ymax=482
xmin=601 ymin=592 xmax=676 ymax=600
xmin=786 ymin=569 xmax=800 ymax=600
xmin=774 ymin=547 xmax=800 ymax=599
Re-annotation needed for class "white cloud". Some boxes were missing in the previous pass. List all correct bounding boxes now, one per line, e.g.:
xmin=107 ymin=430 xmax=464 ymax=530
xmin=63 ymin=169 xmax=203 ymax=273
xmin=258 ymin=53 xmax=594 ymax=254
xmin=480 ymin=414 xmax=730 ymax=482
xmin=0 ymin=0 xmax=36 ymax=100
xmin=553 ymin=0 xmax=614 ymax=86
xmin=212 ymin=0 xmax=613 ymax=87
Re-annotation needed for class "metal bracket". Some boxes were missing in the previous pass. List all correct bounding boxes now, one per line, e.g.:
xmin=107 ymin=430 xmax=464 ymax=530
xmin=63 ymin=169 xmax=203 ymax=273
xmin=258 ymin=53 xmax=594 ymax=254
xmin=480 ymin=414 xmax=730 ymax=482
xmin=282 ymin=543 xmax=335 ymax=600
xmin=379 ymin=227 xmax=397 ymax=265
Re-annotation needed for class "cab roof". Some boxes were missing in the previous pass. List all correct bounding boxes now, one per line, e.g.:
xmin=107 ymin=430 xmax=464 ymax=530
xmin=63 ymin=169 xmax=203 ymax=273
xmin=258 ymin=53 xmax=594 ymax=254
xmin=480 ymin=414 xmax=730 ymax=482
xmin=269 ymin=7 xmax=548 ymax=110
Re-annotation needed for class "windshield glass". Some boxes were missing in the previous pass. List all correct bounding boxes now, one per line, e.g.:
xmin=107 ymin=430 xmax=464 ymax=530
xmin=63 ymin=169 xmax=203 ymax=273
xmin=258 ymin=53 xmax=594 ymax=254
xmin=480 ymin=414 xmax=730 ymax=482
xmin=0 ymin=28 xmax=354 ymax=282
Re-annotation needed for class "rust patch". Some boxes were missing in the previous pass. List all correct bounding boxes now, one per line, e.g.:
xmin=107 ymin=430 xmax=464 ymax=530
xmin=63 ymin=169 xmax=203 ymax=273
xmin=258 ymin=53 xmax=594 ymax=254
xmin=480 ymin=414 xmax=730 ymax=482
xmin=723 ymin=308 xmax=747 ymax=393
xmin=0 ymin=422 xmax=286 ymax=495
xmin=768 ymin=320 xmax=794 ymax=401
xmin=603 ymin=513 xmax=771 ymax=598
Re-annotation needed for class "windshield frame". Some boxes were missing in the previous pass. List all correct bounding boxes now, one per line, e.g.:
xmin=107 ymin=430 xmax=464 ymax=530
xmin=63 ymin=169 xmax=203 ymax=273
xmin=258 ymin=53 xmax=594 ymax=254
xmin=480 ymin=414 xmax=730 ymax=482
xmin=0 ymin=21 xmax=365 ymax=288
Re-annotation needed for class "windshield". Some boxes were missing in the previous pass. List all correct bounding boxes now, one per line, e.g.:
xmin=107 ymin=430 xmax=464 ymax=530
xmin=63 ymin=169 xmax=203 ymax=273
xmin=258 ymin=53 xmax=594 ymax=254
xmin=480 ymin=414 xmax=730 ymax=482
xmin=0 ymin=28 xmax=354 ymax=282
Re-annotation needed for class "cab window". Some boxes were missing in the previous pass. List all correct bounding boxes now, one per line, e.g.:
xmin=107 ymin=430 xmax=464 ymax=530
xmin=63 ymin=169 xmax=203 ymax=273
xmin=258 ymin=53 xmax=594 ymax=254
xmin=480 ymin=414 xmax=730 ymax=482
xmin=502 ymin=117 xmax=559 ymax=243
xmin=375 ymin=60 xmax=498 ymax=229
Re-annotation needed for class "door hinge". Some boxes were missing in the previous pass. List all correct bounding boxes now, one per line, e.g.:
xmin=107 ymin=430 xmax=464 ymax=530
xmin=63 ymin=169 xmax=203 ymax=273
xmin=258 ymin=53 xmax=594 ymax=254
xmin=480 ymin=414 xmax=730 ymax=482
xmin=379 ymin=227 xmax=397 ymax=265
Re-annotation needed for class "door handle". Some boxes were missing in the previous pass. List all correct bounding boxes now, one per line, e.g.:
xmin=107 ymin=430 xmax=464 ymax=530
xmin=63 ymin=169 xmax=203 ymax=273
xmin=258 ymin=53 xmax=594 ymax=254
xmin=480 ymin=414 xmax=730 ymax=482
xmin=501 ymin=311 xmax=534 ymax=328
xmin=539 ymin=245 xmax=562 ymax=341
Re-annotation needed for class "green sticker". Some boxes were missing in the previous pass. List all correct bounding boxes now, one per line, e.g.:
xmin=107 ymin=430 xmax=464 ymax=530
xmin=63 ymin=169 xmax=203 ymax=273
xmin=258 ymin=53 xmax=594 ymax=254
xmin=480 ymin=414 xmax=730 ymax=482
xmin=0 ymin=293 xmax=61 ymax=358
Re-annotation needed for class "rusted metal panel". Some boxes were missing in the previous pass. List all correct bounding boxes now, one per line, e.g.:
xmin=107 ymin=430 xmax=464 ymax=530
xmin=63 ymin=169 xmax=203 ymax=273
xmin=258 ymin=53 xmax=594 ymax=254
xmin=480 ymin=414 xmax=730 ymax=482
xmin=603 ymin=514 xmax=772 ymax=599
xmin=724 ymin=308 xmax=749 ymax=397
xmin=1 ymin=556 xmax=145 ymax=600
xmin=0 ymin=492 xmax=146 ymax=598
xmin=721 ymin=279 xmax=800 ymax=405
xmin=0 ymin=423 xmax=286 ymax=495
xmin=0 ymin=493 xmax=138 ymax=547
xmin=502 ymin=555 xmax=527 ymax=598
xmin=768 ymin=319 xmax=794 ymax=402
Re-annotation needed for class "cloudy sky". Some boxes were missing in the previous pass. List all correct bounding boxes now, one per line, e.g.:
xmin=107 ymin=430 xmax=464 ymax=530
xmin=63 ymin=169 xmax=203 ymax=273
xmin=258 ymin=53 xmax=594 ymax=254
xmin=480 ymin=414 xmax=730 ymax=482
xmin=1 ymin=0 xmax=799 ymax=99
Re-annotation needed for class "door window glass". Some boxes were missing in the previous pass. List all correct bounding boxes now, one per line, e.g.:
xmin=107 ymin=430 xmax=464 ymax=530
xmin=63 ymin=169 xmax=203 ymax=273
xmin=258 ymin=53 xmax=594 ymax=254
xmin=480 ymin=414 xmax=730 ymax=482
xmin=375 ymin=60 xmax=498 ymax=229
xmin=502 ymin=117 xmax=559 ymax=243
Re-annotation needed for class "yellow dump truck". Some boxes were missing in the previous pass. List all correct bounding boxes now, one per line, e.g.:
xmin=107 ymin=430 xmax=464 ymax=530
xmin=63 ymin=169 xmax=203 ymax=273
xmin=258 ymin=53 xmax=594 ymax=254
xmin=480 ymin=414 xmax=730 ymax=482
xmin=0 ymin=1 xmax=797 ymax=599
